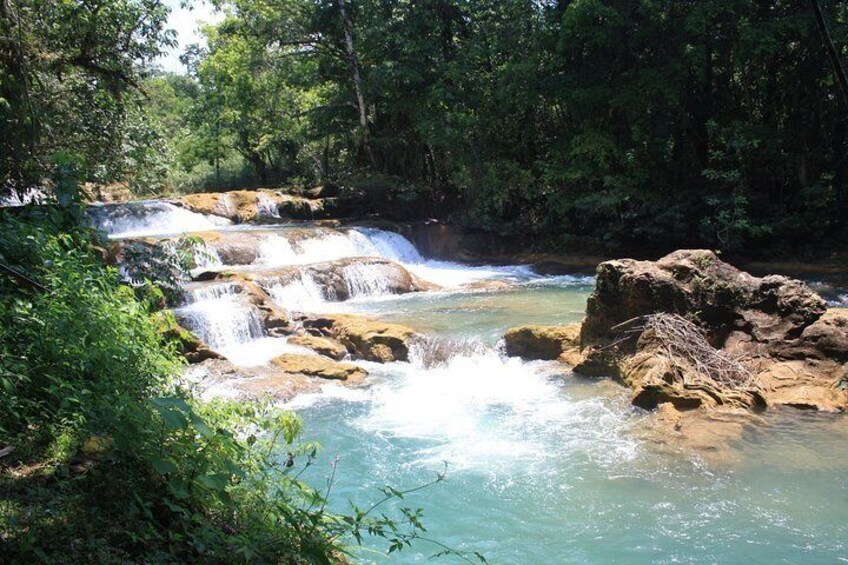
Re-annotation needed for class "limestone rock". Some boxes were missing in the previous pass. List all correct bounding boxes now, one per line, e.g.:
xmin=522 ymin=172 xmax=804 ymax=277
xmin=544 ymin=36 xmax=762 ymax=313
xmin=288 ymin=334 xmax=347 ymax=360
xmin=503 ymin=324 xmax=581 ymax=361
xmin=177 ymin=189 xmax=330 ymax=222
xmin=301 ymin=313 xmax=415 ymax=363
xmin=270 ymin=353 xmax=367 ymax=381
xmin=581 ymin=249 xmax=826 ymax=349
xmin=575 ymin=250 xmax=844 ymax=417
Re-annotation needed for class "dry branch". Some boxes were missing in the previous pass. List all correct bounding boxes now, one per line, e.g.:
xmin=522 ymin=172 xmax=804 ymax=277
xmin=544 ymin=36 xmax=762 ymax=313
xmin=619 ymin=313 xmax=755 ymax=390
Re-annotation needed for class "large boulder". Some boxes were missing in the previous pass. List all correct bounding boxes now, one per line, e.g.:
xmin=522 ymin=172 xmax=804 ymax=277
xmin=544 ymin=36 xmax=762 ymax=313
xmin=572 ymin=250 xmax=846 ymax=415
xmin=301 ymin=313 xmax=416 ymax=363
xmin=581 ymin=249 xmax=826 ymax=349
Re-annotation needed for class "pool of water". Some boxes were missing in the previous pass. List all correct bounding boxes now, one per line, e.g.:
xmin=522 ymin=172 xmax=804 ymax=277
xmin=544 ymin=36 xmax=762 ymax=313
xmin=289 ymin=284 xmax=848 ymax=564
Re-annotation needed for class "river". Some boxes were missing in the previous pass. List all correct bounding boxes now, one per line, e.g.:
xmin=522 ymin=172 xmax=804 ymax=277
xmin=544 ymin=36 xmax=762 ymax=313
xmin=91 ymin=200 xmax=848 ymax=564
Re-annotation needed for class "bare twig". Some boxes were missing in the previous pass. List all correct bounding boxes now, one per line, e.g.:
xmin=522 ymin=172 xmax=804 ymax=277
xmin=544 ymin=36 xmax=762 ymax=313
xmin=618 ymin=313 xmax=755 ymax=389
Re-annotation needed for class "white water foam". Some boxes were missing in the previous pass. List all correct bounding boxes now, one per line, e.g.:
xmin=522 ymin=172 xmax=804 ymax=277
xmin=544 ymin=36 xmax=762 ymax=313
xmin=267 ymin=274 xmax=328 ymax=312
xmin=218 ymin=336 xmax=309 ymax=367
xmin=89 ymin=201 xmax=231 ymax=239
xmin=292 ymin=345 xmax=639 ymax=473
xmin=176 ymin=285 xmax=264 ymax=351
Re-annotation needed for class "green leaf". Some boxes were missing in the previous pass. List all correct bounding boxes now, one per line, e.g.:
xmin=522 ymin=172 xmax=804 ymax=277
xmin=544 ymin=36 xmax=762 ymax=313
xmin=152 ymin=458 xmax=177 ymax=475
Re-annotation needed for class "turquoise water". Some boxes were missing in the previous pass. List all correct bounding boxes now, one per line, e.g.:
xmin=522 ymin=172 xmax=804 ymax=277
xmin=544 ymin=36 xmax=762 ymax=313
xmin=90 ymin=202 xmax=848 ymax=564
xmin=290 ymin=285 xmax=848 ymax=564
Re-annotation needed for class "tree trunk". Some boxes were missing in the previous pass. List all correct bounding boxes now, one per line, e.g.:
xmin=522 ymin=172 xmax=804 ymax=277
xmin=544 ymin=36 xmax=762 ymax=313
xmin=336 ymin=0 xmax=375 ymax=167
xmin=809 ymin=0 xmax=848 ymax=225
xmin=809 ymin=0 xmax=848 ymax=110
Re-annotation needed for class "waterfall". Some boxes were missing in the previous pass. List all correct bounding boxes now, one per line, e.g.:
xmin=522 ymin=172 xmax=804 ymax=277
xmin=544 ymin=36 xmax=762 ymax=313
xmin=257 ymin=193 xmax=281 ymax=218
xmin=176 ymin=284 xmax=264 ymax=350
xmin=266 ymin=273 xmax=327 ymax=312
xmin=88 ymin=201 xmax=231 ymax=239
xmin=342 ymin=261 xmax=397 ymax=298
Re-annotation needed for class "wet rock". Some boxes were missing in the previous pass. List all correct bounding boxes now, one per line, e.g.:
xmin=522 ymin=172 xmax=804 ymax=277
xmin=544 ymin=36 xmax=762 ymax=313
xmin=270 ymin=353 xmax=367 ymax=381
xmin=636 ymin=403 xmax=754 ymax=465
xmin=503 ymin=324 xmax=581 ymax=361
xmin=288 ymin=334 xmax=348 ymax=360
xmin=462 ymin=280 xmax=512 ymax=292
xmin=154 ymin=311 xmax=223 ymax=363
xmin=214 ymin=257 xmax=434 ymax=303
xmin=301 ymin=313 xmax=416 ymax=363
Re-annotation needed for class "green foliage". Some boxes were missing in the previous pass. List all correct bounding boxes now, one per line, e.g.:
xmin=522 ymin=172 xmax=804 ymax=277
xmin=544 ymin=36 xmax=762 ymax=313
xmin=120 ymin=236 xmax=213 ymax=304
xmin=135 ymin=0 xmax=848 ymax=253
xmin=0 ymin=0 xmax=173 ymax=196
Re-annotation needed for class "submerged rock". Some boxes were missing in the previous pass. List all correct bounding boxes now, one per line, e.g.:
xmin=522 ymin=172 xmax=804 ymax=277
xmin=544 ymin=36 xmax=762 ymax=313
xmin=301 ymin=313 xmax=416 ymax=363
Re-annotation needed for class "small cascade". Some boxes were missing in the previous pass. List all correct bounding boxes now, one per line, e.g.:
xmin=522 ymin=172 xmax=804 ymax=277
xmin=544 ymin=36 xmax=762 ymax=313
xmin=266 ymin=273 xmax=327 ymax=312
xmin=183 ymin=282 xmax=242 ymax=303
xmin=256 ymin=193 xmax=281 ymax=218
xmin=347 ymin=228 xmax=425 ymax=263
xmin=176 ymin=284 xmax=264 ymax=350
xmin=88 ymin=201 xmax=231 ymax=239
xmin=408 ymin=336 xmax=491 ymax=369
xmin=258 ymin=233 xmax=301 ymax=265
xmin=342 ymin=261 xmax=396 ymax=298
xmin=256 ymin=228 xmax=424 ymax=267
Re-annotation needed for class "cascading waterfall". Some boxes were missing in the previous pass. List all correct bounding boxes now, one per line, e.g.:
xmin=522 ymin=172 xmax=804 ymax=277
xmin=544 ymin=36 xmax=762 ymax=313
xmin=266 ymin=273 xmax=328 ymax=312
xmin=342 ymin=261 xmax=397 ymax=298
xmin=84 ymin=196 xmax=848 ymax=563
xmin=88 ymin=201 xmax=231 ymax=239
xmin=177 ymin=283 xmax=301 ymax=366
xmin=176 ymin=284 xmax=265 ymax=350
xmin=254 ymin=226 xmax=538 ymax=288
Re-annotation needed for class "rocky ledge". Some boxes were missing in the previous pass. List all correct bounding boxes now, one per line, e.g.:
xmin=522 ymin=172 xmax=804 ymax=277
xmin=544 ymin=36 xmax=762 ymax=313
xmin=174 ymin=188 xmax=336 ymax=222
xmin=199 ymin=257 xmax=437 ymax=301
xmin=505 ymin=250 xmax=848 ymax=454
